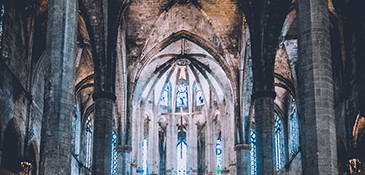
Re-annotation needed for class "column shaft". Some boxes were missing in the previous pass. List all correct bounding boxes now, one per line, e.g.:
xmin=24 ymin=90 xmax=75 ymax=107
xmin=117 ymin=148 xmax=131 ymax=175
xmin=92 ymin=97 xmax=114 ymax=174
xmin=297 ymin=0 xmax=337 ymax=174
xmin=235 ymin=144 xmax=252 ymax=175
xmin=39 ymin=0 xmax=77 ymax=174
xmin=255 ymin=96 xmax=275 ymax=175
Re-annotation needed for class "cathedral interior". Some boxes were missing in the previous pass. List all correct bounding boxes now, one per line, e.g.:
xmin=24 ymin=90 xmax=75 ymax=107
xmin=0 ymin=0 xmax=365 ymax=175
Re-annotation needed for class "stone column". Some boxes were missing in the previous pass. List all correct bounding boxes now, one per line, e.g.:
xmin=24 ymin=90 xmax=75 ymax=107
xmin=39 ymin=0 xmax=77 ymax=174
xmin=234 ymin=144 xmax=252 ymax=175
xmin=131 ymin=162 xmax=138 ymax=175
xmin=116 ymin=145 xmax=132 ymax=175
xmin=296 ymin=0 xmax=337 ymax=174
xmin=253 ymin=92 xmax=276 ymax=175
xmin=92 ymin=92 xmax=116 ymax=174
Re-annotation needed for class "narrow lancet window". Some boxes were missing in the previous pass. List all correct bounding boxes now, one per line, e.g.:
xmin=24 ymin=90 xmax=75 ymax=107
xmin=196 ymin=85 xmax=204 ymax=106
xmin=177 ymin=140 xmax=187 ymax=175
xmin=250 ymin=130 xmax=257 ymax=175
xmin=160 ymin=85 xmax=170 ymax=106
xmin=0 ymin=4 xmax=4 ymax=48
xmin=85 ymin=115 xmax=93 ymax=169
xmin=216 ymin=138 xmax=222 ymax=174
xmin=111 ymin=130 xmax=117 ymax=175
xmin=275 ymin=115 xmax=284 ymax=170
xmin=176 ymin=82 xmax=188 ymax=107
xmin=142 ymin=138 xmax=148 ymax=175
xmin=289 ymin=98 xmax=299 ymax=156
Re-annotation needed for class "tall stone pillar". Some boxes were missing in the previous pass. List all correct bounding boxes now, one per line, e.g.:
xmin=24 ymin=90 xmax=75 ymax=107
xmin=253 ymin=93 xmax=276 ymax=175
xmin=296 ymin=0 xmax=337 ymax=174
xmin=92 ymin=93 xmax=116 ymax=174
xmin=116 ymin=145 xmax=132 ymax=175
xmin=39 ymin=0 xmax=77 ymax=174
xmin=234 ymin=144 xmax=252 ymax=175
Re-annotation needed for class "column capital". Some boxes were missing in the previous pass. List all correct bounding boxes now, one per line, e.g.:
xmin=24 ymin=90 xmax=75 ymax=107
xmin=115 ymin=145 xmax=133 ymax=152
xmin=228 ymin=163 xmax=236 ymax=168
xmin=251 ymin=90 xmax=276 ymax=100
xmin=234 ymin=144 xmax=252 ymax=151
xmin=92 ymin=91 xmax=116 ymax=101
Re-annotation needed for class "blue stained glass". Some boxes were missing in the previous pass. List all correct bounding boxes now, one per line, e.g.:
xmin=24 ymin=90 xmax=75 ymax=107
xmin=160 ymin=85 xmax=170 ymax=106
xmin=275 ymin=115 xmax=284 ymax=170
xmin=0 ymin=4 xmax=4 ymax=48
xmin=216 ymin=138 xmax=222 ymax=174
xmin=111 ymin=130 xmax=117 ymax=175
xmin=289 ymin=98 xmax=299 ymax=156
xmin=250 ymin=130 xmax=257 ymax=175
xmin=142 ymin=138 xmax=148 ymax=175
xmin=85 ymin=115 xmax=93 ymax=169
xmin=177 ymin=141 xmax=187 ymax=175
xmin=176 ymin=82 xmax=188 ymax=107
xmin=196 ymin=85 xmax=204 ymax=106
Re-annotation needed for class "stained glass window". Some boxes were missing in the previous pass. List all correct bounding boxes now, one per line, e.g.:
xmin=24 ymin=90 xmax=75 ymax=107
xmin=111 ymin=130 xmax=117 ymax=175
xmin=160 ymin=85 xmax=170 ymax=106
xmin=196 ymin=85 xmax=204 ymax=106
xmin=72 ymin=104 xmax=80 ymax=153
xmin=142 ymin=138 xmax=148 ymax=175
xmin=85 ymin=115 xmax=93 ymax=169
xmin=177 ymin=141 xmax=187 ymax=175
xmin=275 ymin=115 xmax=284 ymax=170
xmin=176 ymin=82 xmax=188 ymax=107
xmin=216 ymin=138 xmax=222 ymax=174
xmin=289 ymin=98 xmax=299 ymax=156
xmin=250 ymin=130 xmax=257 ymax=175
xmin=0 ymin=4 xmax=4 ymax=49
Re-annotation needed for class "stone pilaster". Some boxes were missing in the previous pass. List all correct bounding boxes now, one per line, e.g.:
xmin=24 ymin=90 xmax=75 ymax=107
xmin=253 ymin=91 xmax=276 ymax=175
xmin=92 ymin=92 xmax=116 ymax=175
xmin=296 ymin=0 xmax=337 ymax=174
xmin=116 ymin=145 xmax=132 ymax=175
xmin=234 ymin=144 xmax=252 ymax=175
xmin=38 ymin=0 xmax=77 ymax=174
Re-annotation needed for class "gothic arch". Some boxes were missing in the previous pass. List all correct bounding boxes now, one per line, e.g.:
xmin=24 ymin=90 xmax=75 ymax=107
xmin=1 ymin=117 xmax=22 ymax=173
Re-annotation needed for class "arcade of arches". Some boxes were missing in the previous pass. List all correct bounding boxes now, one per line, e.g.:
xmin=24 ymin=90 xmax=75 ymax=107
xmin=0 ymin=0 xmax=365 ymax=175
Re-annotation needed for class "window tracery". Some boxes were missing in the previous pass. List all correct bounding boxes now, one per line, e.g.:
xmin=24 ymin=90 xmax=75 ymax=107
xmin=275 ymin=115 xmax=284 ymax=170
xmin=160 ymin=84 xmax=170 ymax=106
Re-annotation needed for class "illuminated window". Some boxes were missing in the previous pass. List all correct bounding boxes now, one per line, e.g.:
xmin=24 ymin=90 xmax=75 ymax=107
xmin=289 ymin=98 xmax=299 ymax=156
xmin=85 ymin=115 xmax=93 ymax=169
xmin=142 ymin=138 xmax=148 ymax=175
xmin=250 ymin=130 xmax=257 ymax=175
xmin=177 ymin=141 xmax=187 ymax=175
xmin=196 ymin=85 xmax=204 ymax=106
xmin=72 ymin=104 xmax=80 ymax=153
xmin=216 ymin=138 xmax=222 ymax=174
xmin=0 ymin=4 xmax=4 ymax=48
xmin=160 ymin=85 xmax=170 ymax=106
xmin=275 ymin=115 xmax=284 ymax=170
xmin=111 ymin=130 xmax=117 ymax=175
xmin=176 ymin=82 xmax=188 ymax=107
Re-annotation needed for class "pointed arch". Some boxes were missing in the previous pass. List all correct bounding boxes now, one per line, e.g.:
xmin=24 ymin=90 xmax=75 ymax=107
xmin=1 ymin=118 xmax=22 ymax=173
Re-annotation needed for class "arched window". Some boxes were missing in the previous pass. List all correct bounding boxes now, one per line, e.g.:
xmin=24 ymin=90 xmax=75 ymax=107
xmin=196 ymin=85 xmax=204 ymax=106
xmin=216 ymin=138 xmax=222 ymax=174
xmin=160 ymin=84 xmax=170 ymax=106
xmin=250 ymin=130 xmax=257 ymax=175
xmin=275 ymin=115 xmax=284 ymax=170
xmin=289 ymin=98 xmax=299 ymax=156
xmin=111 ymin=130 xmax=117 ymax=175
xmin=85 ymin=115 xmax=93 ymax=169
xmin=176 ymin=82 xmax=188 ymax=107
xmin=177 ymin=140 xmax=187 ymax=175
xmin=142 ymin=138 xmax=148 ymax=175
